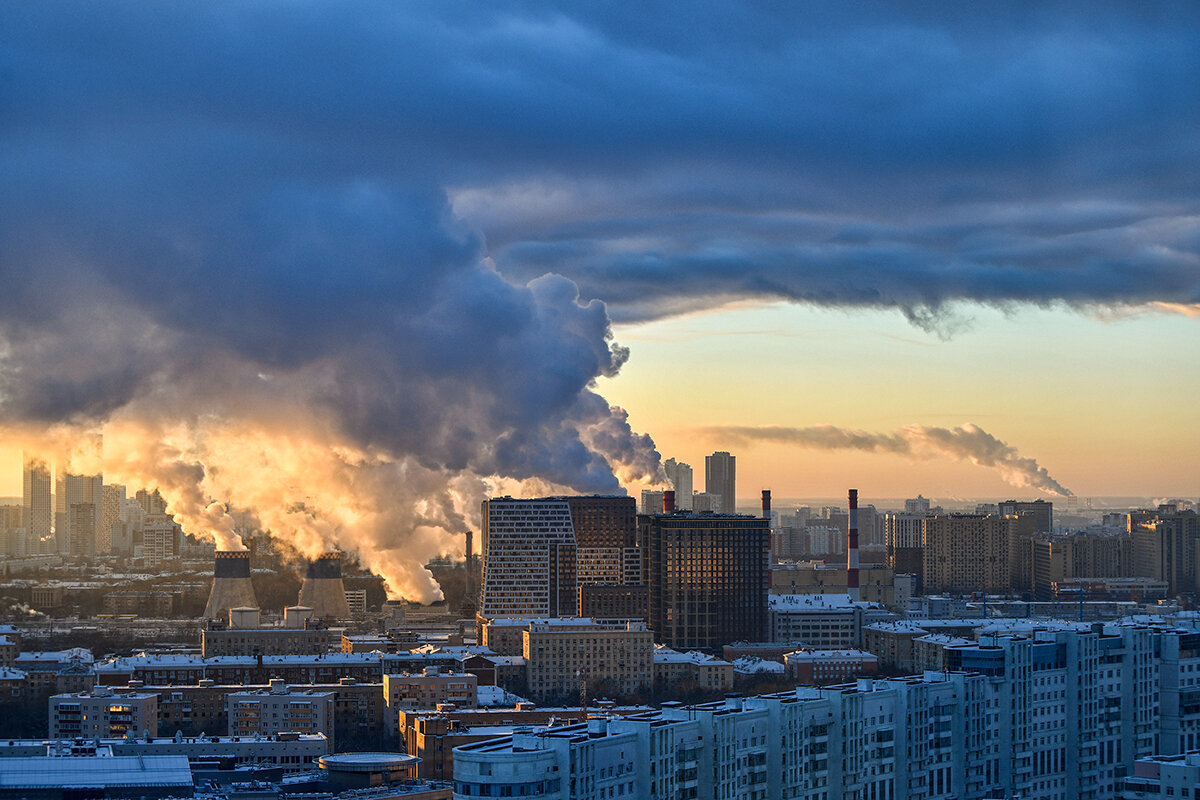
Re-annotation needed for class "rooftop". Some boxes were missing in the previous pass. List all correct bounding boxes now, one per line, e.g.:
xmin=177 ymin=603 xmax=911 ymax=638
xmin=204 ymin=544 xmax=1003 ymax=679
xmin=784 ymin=649 xmax=878 ymax=660
xmin=769 ymin=594 xmax=881 ymax=610
xmin=0 ymin=755 xmax=192 ymax=790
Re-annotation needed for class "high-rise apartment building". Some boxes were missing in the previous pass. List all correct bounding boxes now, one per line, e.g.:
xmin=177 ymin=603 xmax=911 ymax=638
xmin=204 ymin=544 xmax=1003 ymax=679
xmin=143 ymin=516 xmax=177 ymax=567
xmin=639 ymin=489 xmax=665 ymax=515
xmin=921 ymin=514 xmax=1010 ymax=594
xmin=885 ymin=512 xmax=926 ymax=580
xmin=998 ymin=498 xmax=1053 ymax=533
xmin=638 ymin=511 xmax=769 ymax=650
xmin=136 ymin=488 xmax=168 ymax=516
xmin=691 ymin=492 xmax=723 ymax=512
xmin=0 ymin=504 xmax=23 ymax=557
xmin=905 ymin=494 xmax=931 ymax=514
xmin=55 ymin=470 xmax=103 ymax=556
xmin=705 ymin=451 xmax=736 ymax=514
xmin=567 ymin=495 xmax=641 ymax=589
xmin=1030 ymin=531 xmax=1130 ymax=600
xmin=69 ymin=502 xmax=97 ymax=557
xmin=663 ymin=458 xmax=693 ymax=510
xmin=455 ymin=621 xmax=1200 ymax=800
xmin=22 ymin=455 xmax=52 ymax=555
xmin=1133 ymin=510 xmax=1200 ymax=596
xmin=479 ymin=498 xmax=578 ymax=618
xmin=100 ymin=484 xmax=126 ymax=555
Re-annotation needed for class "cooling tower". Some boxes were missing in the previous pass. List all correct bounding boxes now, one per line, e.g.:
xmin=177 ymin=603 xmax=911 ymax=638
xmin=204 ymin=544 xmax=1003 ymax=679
xmin=298 ymin=552 xmax=352 ymax=620
xmin=204 ymin=551 xmax=258 ymax=620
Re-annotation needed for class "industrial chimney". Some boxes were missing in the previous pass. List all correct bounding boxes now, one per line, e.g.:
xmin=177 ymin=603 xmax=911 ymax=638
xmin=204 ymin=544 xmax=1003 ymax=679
xmin=663 ymin=490 xmax=676 ymax=514
xmin=298 ymin=552 xmax=352 ymax=620
xmin=204 ymin=551 xmax=258 ymax=620
xmin=847 ymin=489 xmax=860 ymax=603
xmin=463 ymin=531 xmax=474 ymax=613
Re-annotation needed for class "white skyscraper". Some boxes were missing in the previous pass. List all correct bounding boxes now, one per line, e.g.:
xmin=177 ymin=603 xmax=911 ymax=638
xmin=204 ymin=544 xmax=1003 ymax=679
xmin=663 ymin=458 xmax=693 ymax=510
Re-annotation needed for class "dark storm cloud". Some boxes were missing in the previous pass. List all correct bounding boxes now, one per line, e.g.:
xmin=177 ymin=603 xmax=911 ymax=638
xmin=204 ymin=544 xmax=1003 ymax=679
xmin=0 ymin=1 xmax=1197 ymax=459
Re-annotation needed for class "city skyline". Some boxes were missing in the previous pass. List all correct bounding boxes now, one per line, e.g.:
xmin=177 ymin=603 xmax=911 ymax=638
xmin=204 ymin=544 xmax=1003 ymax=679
xmin=0 ymin=4 xmax=1197 ymax=592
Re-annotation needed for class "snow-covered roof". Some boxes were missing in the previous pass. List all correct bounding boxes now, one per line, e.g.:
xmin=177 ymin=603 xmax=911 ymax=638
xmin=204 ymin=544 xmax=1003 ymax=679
xmin=653 ymin=646 xmax=731 ymax=666
xmin=476 ymin=685 xmax=530 ymax=707
xmin=732 ymin=657 xmax=785 ymax=675
xmin=769 ymin=594 xmax=880 ymax=611
xmin=784 ymin=649 xmax=878 ymax=661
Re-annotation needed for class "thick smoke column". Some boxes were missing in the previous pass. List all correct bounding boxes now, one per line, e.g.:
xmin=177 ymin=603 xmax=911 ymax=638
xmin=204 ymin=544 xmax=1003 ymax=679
xmin=708 ymin=422 xmax=1073 ymax=496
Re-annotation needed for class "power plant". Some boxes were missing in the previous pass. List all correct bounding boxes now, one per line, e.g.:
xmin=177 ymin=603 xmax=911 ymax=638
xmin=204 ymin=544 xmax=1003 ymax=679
xmin=204 ymin=550 xmax=258 ymax=620
xmin=298 ymin=551 xmax=352 ymax=620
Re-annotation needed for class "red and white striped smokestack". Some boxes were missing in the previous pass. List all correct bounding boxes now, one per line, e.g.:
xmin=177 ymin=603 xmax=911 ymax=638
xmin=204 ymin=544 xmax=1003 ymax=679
xmin=663 ymin=490 xmax=676 ymax=514
xmin=762 ymin=490 xmax=771 ymax=519
xmin=847 ymin=488 xmax=860 ymax=602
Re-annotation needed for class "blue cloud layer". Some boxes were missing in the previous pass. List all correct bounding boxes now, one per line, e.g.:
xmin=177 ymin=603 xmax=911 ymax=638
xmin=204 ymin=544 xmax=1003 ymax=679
xmin=0 ymin=2 xmax=1196 ymax=483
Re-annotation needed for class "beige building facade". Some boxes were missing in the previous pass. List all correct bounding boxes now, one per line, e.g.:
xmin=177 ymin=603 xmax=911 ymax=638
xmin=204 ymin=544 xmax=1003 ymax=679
xmin=523 ymin=619 xmax=652 ymax=702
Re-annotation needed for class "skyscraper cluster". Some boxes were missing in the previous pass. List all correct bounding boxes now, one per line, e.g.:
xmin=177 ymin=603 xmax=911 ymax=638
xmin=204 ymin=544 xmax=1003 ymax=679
xmin=3 ymin=454 xmax=180 ymax=560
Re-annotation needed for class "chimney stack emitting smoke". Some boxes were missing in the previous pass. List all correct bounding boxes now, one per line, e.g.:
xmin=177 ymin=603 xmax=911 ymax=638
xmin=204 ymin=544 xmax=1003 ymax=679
xmin=847 ymin=488 xmax=860 ymax=603
xmin=298 ymin=552 xmax=352 ymax=620
xmin=663 ymin=490 xmax=676 ymax=514
xmin=204 ymin=551 xmax=258 ymax=620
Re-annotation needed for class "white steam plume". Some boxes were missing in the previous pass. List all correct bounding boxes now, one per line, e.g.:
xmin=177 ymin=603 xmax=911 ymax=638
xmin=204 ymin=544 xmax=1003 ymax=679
xmin=706 ymin=422 xmax=1073 ymax=496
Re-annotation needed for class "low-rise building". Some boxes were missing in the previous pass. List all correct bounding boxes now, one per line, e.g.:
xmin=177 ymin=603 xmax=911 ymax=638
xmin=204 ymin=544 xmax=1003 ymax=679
xmin=145 ymin=677 xmax=385 ymax=750
xmin=1123 ymin=752 xmax=1200 ymax=798
xmin=30 ymin=584 xmax=65 ymax=610
xmin=478 ymin=618 xmax=533 ymax=656
xmin=769 ymin=594 xmax=893 ymax=648
xmin=96 ymin=651 xmax=394 ymax=686
xmin=770 ymin=563 xmax=896 ymax=605
xmin=0 ymin=733 xmax=329 ymax=775
xmin=16 ymin=650 xmax=95 ymax=696
xmin=784 ymin=649 xmax=879 ymax=684
xmin=50 ymin=686 xmax=158 ymax=739
xmin=102 ymin=591 xmax=175 ymax=617
xmin=0 ymin=668 xmax=26 ymax=699
xmin=201 ymin=625 xmax=342 ymax=657
xmin=402 ymin=702 xmax=654 ymax=782
xmin=385 ymin=668 xmax=478 ymax=711
xmin=721 ymin=642 xmax=807 ymax=664
xmin=227 ymin=679 xmax=335 ymax=738
xmin=0 ymin=635 xmax=19 ymax=669
xmin=0 ymin=754 xmax=191 ymax=800
xmin=652 ymin=646 xmax=735 ymax=693
xmin=863 ymin=619 xmax=985 ymax=671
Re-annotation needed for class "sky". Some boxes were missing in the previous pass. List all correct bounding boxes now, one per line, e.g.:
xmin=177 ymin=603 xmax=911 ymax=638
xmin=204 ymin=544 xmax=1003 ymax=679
xmin=0 ymin=3 xmax=1198 ymax=589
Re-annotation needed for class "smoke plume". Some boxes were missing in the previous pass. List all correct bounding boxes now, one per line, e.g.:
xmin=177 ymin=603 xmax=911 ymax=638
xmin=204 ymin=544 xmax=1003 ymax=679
xmin=0 ymin=196 xmax=662 ymax=601
xmin=9 ymin=3 xmax=1189 ymax=595
xmin=706 ymin=422 xmax=1073 ymax=496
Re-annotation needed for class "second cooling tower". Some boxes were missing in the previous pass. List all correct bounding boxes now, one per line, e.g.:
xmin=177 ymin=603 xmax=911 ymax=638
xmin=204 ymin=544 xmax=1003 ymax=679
xmin=298 ymin=552 xmax=352 ymax=620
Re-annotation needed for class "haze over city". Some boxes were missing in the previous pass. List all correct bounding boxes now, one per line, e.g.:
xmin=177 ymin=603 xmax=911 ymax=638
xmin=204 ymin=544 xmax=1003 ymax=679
xmin=2 ymin=4 xmax=1197 ymax=598
xmin=3 ymin=5 xmax=1200 ymax=800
